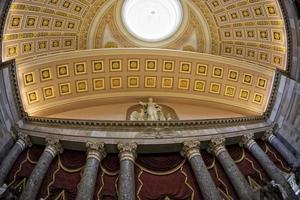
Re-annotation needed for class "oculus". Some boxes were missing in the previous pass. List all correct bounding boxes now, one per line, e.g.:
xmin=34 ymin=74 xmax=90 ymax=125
xmin=121 ymin=0 xmax=183 ymax=42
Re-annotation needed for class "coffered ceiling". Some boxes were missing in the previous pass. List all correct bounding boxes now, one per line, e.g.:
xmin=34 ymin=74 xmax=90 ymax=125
xmin=1 ymin=0 xmax=288 ymax=118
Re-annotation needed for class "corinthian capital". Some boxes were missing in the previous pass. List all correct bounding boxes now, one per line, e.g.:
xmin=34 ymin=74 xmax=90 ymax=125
xmin=45 ymin=137 xmax=63 ymax=157
xmin=17 ymin=132 xmax=32 ymax=148
xmin=86 ymin=141 xmax=106 ymax=161
xmin=240 ymin=133 xmax=255 ymax=149
xmin=117 ymin=143 xmax=137 ymax=161
xmin=209 ymin=137 xmax=226 ymax=156
xmin=181 ymin=140 xmax=201 ymax=160
xmin=264 ymin=127 xmax=275 ymax=142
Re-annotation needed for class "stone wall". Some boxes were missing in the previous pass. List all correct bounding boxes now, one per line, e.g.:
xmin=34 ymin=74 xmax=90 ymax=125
xmin=269 ymin=75 xmax=300 ymax=154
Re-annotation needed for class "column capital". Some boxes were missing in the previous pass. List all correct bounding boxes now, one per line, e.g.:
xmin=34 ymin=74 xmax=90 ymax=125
xmin=240 ymin=133 xmax=256 ymax=149
xmin=181 ymin=140 xmax=201 ymax=160
xmin=118 ymin=143 xmax=137 ymax=162
xmin=45 ymin=138 xmax=63 ymax=157
xmin=86 ymin=142 xmax=106 ymax=161
xmin=263 ymin=127 xmax=276 ymax=142
xmin=208 ymin=137 xmax=226 ymax=156
xmin=17 ymin=133 xmax=32 ymax=149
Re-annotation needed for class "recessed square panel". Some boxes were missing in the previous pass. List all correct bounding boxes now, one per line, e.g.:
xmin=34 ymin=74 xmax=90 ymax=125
xmin=272 ymin=30 xmax=283 ymax=42
xmin=210 ymin=83 xmax=221 ymax=94
xmin=27 ymin=90 xmax=39 ymax=104
xmin=253 ymin=7 xmax=264 ymax=17
xmin=64 ymin=39 xmax=73 ymax=47
xmin=161 ymin=77 xmax=173 ymax=89
xmin=25 ymin=16 xmax=37 ymax=28
xmin=92 ymin=60 xmax=104 ymax=73
xmin=127 ymin=76 xmax=139 ymax=88
xmin=145 ymin=60 xmax=157 ymax=71
xmin=57 ymin=65 xmax=69 ymax=78
xmin=259 ymin=30 xmax=269 ymax=40
xmin=74 ymin=62 xmax=86 ymax=75
xmin=272 ymin=55 xmax=282 ymax=66
xmin=224 ymin=85 xmax=236 ymax=97
xmin=212 ymin=66 xmax=223 ymax=78
xmin=43 ymin=86 xmax=55 ymax=99
xmin=37 ymin=40 xmax=48 ymax=51
xmin=40 ymin=68 xmax=52 ymax=81
xmin=62 ymin=1 xmax=71 ymax=8
xmin=40 ymin=18 xmax=51 ymax=27
xmin=239 ymin=89 xmax=250 ymax=101
xmin=266 ymin=5 xmax=277 ymax=15
xmin=6 ymin=45 xmax=18 ymax=57
xmin=22 ymin=42 xmax=34 ymax=54
xmin=23 ymin=72 xmax=35 ymax=86
xmin=178 ymin=78 xmax=189 ymax=90
xmin=196 ymin=64 xmax=207 ymax=76
xmin=227 ymin=70 xmax=239 ymax=81
xmin=10 ymin=15 xmax=22 ymax=29
xmin=144 ymin=76 xmax=156 ymax=88
xmin=74 ymin=5 xmax=82 ymax=12
xmin=253 ymin=93 xmax=264 ymax=104
xmin=163 ymin=61 xmax=174 ymax=72
xmin=194 ymin=80 xmax=205 ymax=92
xmin=242 ymin=73 xmax=253 ymax=85
xmin=51 ymin=40 xmax=60 ymax=48
xmin=110 ymin=60 xmax=122 ymax=72
xmin=67 ymin=22 xmax=75 ymax=29
xmin=93 ymin=78 xmax=105 ymax=90
xmin=128 ymin=59 xmax=140 ymax=71
xmin=76 ymin=80 xmax=88 ymax=93
xmin=59 ymin=83 xmax=71 ymax=95
xmin=53 ymin=20 xmax=64 ymax=28
xmin=257 ymin=77 xmax=267 ymax=89
xmin=180 ymin=62 xmax=191 ymax=74
xmin=110 ymin=77 xmax=122 ymax=89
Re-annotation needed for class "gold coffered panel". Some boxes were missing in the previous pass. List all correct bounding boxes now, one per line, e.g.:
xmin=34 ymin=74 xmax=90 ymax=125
xmin=3 ymin=0 xmax=287 ymax=71
xmin=2 ymin=0 xmax=288 ymax=119
xmin=17 ymin=49 xmax=274 ymax=115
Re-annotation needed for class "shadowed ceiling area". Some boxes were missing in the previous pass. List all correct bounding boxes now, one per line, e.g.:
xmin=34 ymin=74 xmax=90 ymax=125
xmin=1 ymin=0 xmax=288 ymax=119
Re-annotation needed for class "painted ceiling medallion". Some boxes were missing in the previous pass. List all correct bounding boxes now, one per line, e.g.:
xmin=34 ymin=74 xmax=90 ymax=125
xmin=121 ymin=0 xmax=183 ymax=42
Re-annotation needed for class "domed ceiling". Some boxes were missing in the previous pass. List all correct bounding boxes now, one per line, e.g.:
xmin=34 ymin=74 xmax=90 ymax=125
xmin=1 ymin=0 xmax=288 ymax=119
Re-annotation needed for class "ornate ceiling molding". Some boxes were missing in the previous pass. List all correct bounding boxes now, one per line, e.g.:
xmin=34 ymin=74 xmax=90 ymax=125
xmin=15 ymin=48 xmax=274 ymax=116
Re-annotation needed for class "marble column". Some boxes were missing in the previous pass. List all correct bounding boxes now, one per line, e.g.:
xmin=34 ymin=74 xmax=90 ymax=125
xmin=117 ymin=143 xmax=137 ymax=200
xmin=76 ymin=142 xmax=106 ymax=200
xmin=242 ymin=133 xmax=298 ymax=200
xmin=209 ymin=137 xmax=254 ymax=200
xmin=0 ymin=133 xmax=31 ymax=186
xmin=181 ymin=141 xmax=221 ymax=200
xmin=264 ymin=128 xmax=300 ymax=167
xmin=20 ymin=138 xmax=63 ymax=200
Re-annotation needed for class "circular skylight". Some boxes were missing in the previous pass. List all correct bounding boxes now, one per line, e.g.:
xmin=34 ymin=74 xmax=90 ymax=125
xmin=121 ymin=0 xmax=183 ymax=42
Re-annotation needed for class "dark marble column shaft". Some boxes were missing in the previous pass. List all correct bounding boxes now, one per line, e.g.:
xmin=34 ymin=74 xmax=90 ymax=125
xmin=242 ymin=133 xmax=298 ymax=200
xmin=118 ymin=143 xmax=137 ymax=200
xmin=265 ymin=129 xmax=299 ymax=167
xmin=182 ymin=141 xmax=221 ymax=200
xmin=20 ymin=138 xmax=62 ymax=200
xmin=76 ymin=142 xmax=106 ymax=200
xmin=0 ymin=134 xmax=31 ymax=186
xmin=209 ymin=137 xmax=254 ymax=200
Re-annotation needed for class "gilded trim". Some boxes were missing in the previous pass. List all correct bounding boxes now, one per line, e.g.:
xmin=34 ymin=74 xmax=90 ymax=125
xmin=137 ymin=169 xmax=143 ymax=200
xmin=135 ymin=159 xmax=186 ymax=176
xmin=180 ymin=166 xmax=195 ymax=200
